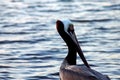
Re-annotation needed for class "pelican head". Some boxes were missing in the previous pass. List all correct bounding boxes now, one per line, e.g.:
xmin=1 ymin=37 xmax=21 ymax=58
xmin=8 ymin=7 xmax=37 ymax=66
xmin=56 ymin=19 xmax=78 ymax=46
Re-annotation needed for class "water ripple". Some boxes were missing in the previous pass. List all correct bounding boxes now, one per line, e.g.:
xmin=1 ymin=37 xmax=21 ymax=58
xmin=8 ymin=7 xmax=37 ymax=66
xmin=0 ymin=0 xmax=119 ymax=80
xmin=71 ymin=18 xmax=113 ymax=23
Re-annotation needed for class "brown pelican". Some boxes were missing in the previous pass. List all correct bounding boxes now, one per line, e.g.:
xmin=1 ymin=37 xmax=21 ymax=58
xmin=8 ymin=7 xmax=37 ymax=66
xmin=56 ymin=19 xmax=110 ymax=80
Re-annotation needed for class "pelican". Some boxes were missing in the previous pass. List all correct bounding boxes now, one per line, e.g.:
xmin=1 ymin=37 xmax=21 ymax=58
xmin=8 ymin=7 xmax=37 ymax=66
xmin=56 ymin=19 xmax=110 ymax=80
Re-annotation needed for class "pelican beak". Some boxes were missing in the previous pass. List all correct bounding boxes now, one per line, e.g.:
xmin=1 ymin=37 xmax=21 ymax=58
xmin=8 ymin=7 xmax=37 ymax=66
xmin=69 ymin=26 xmax=90 ymax=68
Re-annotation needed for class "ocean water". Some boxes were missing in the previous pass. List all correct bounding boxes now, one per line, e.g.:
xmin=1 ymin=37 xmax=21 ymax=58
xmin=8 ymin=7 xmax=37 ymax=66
xmin=0 ymin=0 xmax=120 ymax=80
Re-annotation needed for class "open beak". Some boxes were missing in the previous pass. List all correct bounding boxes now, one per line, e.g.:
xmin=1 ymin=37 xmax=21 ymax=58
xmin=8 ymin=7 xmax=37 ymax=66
xmin=69 ymin=30 xmax=90 ymax=68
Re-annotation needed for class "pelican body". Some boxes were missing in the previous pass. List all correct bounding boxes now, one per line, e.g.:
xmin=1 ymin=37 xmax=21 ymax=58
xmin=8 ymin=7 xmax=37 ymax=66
xmin=56 ymin=19 xmax=110 ymax=80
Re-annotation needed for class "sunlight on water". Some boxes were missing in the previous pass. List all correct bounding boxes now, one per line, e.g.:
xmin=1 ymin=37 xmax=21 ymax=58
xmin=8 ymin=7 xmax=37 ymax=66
xmin=0 ymin=0 xmax=120 ymax=80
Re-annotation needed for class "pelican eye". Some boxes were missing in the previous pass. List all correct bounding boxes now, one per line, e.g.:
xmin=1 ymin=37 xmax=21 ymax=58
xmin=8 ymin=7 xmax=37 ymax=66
xmin=68 ymin=24 xmax=74 ymax=33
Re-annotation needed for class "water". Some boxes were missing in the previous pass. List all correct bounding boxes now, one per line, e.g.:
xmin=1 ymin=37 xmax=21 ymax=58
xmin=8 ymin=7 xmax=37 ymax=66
xmin=0 ymin=0 xmax=120 ymax=80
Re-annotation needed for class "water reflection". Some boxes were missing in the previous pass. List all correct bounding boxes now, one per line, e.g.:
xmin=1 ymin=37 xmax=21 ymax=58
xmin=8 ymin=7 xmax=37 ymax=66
xmin=59 ymin=0 xmax=73 ymax=2
xmin=0 ymin=0 xmax=120 ymax=80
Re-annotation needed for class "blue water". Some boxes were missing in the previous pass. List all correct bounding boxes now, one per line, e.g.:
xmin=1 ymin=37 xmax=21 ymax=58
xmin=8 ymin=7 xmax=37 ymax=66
xmin=0 ymin=0 xmax=120 ymax=80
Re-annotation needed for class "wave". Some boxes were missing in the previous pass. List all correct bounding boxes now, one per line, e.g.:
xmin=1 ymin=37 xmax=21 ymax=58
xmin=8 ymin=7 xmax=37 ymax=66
xmin=71 ymin=19 xmax=113 ymax=23
xmin=104 ymin=4 xmax=120 ymax=10
xmin=0 ymin=32 xmax=30 ymax=35
xmin=0 ymin=39 xmax=46 ymax=44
